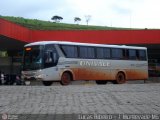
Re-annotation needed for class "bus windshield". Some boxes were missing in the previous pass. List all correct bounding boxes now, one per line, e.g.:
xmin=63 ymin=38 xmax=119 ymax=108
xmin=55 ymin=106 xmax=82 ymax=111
xmin=23 ymin=45 xmax=43 ymax=70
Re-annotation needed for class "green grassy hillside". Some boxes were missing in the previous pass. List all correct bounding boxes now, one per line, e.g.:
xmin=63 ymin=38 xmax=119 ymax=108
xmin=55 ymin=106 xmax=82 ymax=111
xmin=0 ymin=15 xmax=133 ymax=30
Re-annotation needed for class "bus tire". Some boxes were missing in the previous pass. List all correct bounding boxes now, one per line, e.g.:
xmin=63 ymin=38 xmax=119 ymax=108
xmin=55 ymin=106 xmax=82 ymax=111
xmin=115 ymin=72 xmax=126 ymax=84
xmin=96 ymin=80 xmax=107 ymax=85
xmin=60 ymin=72 xmax=72 ymax=85
xmin=42 ymin=81 xmax=53 ymax=86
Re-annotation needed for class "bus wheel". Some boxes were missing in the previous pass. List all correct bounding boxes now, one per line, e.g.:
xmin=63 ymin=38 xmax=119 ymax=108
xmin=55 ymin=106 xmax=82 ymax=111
xmin=42 ymin=81 xmax=53 ymax=86
xmin=60 ymin=72 xmax=71 ymax=85
xmin=96 ymin=80 xmax=107 ymax=85
xmin=115 ymin=72 xmax=126 ymax=84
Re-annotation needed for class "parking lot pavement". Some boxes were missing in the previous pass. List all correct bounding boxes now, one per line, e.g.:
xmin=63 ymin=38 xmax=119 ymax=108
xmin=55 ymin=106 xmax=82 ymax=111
xmin=0 ymin=83 xmax=160 ymax=116
xmin=23 ymin=79 xmax=149 ymax=86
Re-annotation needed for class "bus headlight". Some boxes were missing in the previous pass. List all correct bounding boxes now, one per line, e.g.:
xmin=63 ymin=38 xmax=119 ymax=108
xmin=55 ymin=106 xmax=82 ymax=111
xmin=36 ymin=74 xmax=46 ymax=79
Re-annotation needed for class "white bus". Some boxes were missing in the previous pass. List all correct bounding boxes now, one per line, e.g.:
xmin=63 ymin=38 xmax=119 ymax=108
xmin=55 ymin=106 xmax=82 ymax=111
xmin=21 ymin=41 xmax=148 ymax=86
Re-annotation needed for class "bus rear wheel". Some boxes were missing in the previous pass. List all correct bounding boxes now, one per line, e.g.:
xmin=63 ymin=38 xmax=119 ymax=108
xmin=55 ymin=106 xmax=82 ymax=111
xmin=115 ymin=72 xmax=126 ymax=84
xmin=96 ymin=80 xmax=107 ymax=85
xmin=60 ymin=72 xmax=71 ymax=85
xmin=42 ymin=81 xmax=53 ymax=86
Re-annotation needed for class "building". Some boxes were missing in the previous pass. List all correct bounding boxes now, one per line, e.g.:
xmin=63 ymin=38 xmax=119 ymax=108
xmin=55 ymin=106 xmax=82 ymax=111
xmin=0 ymin=18 xmax=160 ymax=76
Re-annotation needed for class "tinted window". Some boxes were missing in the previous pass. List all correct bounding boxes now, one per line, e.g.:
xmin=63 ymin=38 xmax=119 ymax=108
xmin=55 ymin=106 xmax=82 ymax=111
xmin=129 ymin=49 xmax=136 ymax=60
xmin=88 ymin=47 xmax=95 ymax=58
xmin=79 ymin=47 xmax=87 ymax=58
xmin=112 ymin=48 xmax=123 ymax=59
xmin=139 ymin=50 xmax=146 ymax=60
xmin=61 ymin=45 xmax=78 ymax=58
xmin=44 ymin=44 xmax=59 ymax=68
xmin=79 ymin=46 xmax=95 ymax=59
xmin=23 ymin=45 xmax=43 ymax=70
xmin=97 ymin=48 xmax=111 ymax=59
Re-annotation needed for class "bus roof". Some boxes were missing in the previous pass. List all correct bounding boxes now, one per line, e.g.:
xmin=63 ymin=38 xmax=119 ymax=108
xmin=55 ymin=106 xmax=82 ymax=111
xmin=25 ymin=41 xmax=147 ymax=50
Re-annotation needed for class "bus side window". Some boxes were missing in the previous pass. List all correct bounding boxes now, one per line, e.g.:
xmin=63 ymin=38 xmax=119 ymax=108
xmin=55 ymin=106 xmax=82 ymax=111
xmin=44 ymin=51 xmax=53 ymax=63
xmin=44 ymin=50 xmax=59 ymax=68
xmin=96 ymin=47 xmax=111 ymax=59
xmin=44 ymin=51 xmax=54 ymax=68
xmin=79 ymin=46 xmax=95 ymax=59
xmin=129 ymin=49 xmax=137 ymax=60
xmin=111 ymin=48 xmax=123 ymax=59
xmin=136 ymin=50 xmax=141 ymax=60
xmin=122 ymin=49 xmax=126 ymax=59
xmin=126 ymin=49 xmax=129 ymax=60
xmin=53 ymin=52 xmax=58 ymax=63
xmin=61 ymin=45 xmax=78 ymax=58
xmin=139 ymin=50 xmax=146 ymax=60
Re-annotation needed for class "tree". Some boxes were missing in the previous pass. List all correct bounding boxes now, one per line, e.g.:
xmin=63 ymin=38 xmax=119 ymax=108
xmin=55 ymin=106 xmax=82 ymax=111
xmin=74 ymin=17 xmax=81 ymax=24
xmin=51 ymin=15 xmax=63 ymax=23
xmin=85 ymin=15 xmax=91 ymax=25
